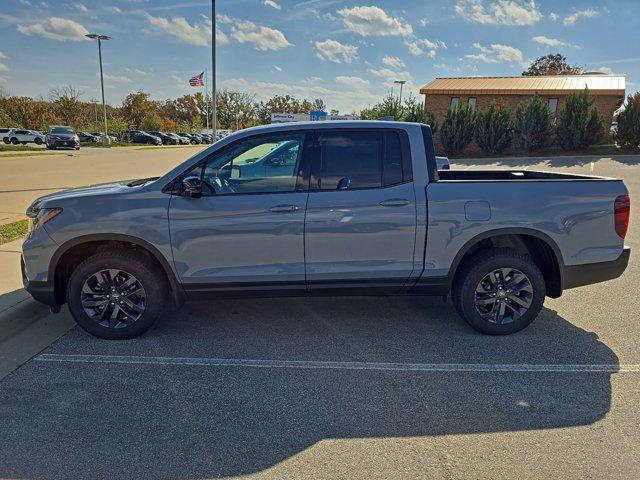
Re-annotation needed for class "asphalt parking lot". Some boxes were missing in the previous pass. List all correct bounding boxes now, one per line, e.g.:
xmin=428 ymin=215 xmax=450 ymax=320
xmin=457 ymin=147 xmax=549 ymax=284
xmin=1 ymin=150 xmax=639 ymax=479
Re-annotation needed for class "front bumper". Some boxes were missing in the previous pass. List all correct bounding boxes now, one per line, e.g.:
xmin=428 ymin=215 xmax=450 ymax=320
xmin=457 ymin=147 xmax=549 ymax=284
xmin=21 ymin=255 xmax=59 ymax=311
xmin=48 ymin=138 xmax=80 ymax=149
xmin=562 ymin=247 xmax=631 ymax=290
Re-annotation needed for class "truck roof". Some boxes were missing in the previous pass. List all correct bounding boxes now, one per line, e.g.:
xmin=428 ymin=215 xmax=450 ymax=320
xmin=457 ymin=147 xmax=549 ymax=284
xmin=237 ymin=120 xmax=427 ymax=135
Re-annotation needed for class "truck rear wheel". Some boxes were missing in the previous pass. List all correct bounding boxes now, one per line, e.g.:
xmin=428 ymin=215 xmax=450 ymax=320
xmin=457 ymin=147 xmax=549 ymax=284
xmin=452 ymin=248 xmax=546 ymax=335
xmin=66 ymin=249 xmax=167 ymax=339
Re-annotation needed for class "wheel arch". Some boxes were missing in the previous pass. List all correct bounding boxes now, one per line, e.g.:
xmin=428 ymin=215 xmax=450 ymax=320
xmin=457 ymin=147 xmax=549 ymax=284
xmin=50 ymin=233 xmax=185 ymax=308
xmin=448 ymin=228 xmax=565 ymax=298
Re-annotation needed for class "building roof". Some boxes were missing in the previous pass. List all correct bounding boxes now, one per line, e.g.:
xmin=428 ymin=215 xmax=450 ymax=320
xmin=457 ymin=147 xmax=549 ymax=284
xmin=419 ymin=75 xmax=626 ymax=96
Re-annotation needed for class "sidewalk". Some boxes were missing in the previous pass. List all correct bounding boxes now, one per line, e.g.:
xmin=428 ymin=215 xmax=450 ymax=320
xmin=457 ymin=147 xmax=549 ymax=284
xmin=0 ymin=237 xmax=75 ymax=379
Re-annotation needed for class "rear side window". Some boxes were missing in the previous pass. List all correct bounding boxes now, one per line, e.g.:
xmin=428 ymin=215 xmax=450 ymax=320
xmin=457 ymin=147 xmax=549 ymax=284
xmin=315 ymin=130 xmax=411 ymax=190
xmin=317 ymin=131 xmax=383 ymax=189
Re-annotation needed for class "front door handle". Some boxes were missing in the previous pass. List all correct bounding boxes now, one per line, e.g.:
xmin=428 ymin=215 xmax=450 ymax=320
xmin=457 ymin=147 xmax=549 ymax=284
xmin=269 ymin=204 xmax=300 ymax=213
xmin=379 ymin=199 xmax=410 ymax=207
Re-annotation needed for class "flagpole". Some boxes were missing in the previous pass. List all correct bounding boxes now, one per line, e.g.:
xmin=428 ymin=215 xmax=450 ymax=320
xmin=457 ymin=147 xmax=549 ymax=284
xmin=211 ymin=0 xmax=217 ymax=141
xmin=205 ymin=68 xmax=209 ymax=133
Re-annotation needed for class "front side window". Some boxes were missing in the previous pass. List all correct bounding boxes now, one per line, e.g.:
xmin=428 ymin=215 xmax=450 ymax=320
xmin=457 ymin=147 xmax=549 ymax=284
xmin=317 ymin=131 xmax=383 ymax=190
xmin=194 ymin=133 xmax=306 ymax=195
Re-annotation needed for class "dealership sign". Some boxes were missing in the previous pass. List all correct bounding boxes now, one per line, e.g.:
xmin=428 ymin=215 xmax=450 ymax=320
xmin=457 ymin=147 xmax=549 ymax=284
xmin=270 ymin=113 xmax=310 ymax=124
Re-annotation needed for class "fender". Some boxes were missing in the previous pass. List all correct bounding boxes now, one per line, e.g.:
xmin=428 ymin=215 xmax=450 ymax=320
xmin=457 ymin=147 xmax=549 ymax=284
xmin=49 ymin=233 xmax=186 ymax=307
xmin=444 ymin=227 xmax=566 ymax=286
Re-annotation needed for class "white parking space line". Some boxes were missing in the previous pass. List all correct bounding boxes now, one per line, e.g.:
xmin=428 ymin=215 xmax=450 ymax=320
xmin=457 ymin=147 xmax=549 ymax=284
xmin=35 ymin=354 xmax=640 ymax=373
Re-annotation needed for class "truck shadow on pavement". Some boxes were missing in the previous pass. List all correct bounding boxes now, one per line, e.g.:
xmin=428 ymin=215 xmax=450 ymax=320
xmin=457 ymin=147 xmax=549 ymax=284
xmin=0 ymin=296 xmax=619 ymax=479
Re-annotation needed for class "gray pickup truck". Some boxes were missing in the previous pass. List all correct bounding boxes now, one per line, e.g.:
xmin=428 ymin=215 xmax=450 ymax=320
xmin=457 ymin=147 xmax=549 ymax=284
xmin=22 ymin=121 xmax=630 ymax=339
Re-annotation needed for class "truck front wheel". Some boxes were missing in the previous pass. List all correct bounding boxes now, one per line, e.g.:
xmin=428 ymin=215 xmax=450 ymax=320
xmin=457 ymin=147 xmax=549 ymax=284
xmin=66 ymin=249 xmax=168 ymax=339
xmin=452 ymin=248 xmax=546 ymax=335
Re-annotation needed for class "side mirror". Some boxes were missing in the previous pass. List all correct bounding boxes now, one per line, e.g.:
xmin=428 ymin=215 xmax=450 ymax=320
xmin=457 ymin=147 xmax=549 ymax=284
xmin=336 ymin=177 xmax=350 ymax=190
xmin=182 ymin=176 xmax=203 ymax=198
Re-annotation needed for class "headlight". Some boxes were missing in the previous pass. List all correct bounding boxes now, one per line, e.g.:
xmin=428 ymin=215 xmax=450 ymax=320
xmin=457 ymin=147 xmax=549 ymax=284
xmin=73 ymin=135 xmax=80 ymax=141
xmin=49 ymin=135 xmax=61 ymax=140
xmin=26 ymin=206 xmax=62 ymax=233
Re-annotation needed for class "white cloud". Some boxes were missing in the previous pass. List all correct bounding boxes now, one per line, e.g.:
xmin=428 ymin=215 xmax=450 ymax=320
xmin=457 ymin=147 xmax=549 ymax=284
xmin=104 ymin=6 xmax=122 ymax=14
xmin=549 ymin=12 xmax=559 ymax=21
xmin=596 ymin=67 xmax=616 ymax=75
xmin=72 ymin=2 xmax=88 ymax=13
xmin=335 ymin=76 xmax=370 ymax=90
xmin=146 ymin=14 xmax=228 ymax=47
xmin=103 ymin=73 xmax=132 ymax=84
xmin=419 ymin=18 xmax=428 ymax=26
xmin=17 ymin=17 xmax=89 ymax=41
xmin=338 ymin=5 xmax=412 ymax=36
xmin=466 ymin=42 xmax=527 ymax=67
xmin=262 ymin=0 xmax=281 ymax=9
xmin=315 ymin=39 xmax=358 ymax=63
xmin=273 ymin=65 xmax=282 ymax=72
xmin=19 ymin=0 xmax=32 ymax=6
xmin=532 ymin=35 xmax=578 ymax=48
xmin=230 ymin=20 xmax=292 ymax=51
xmin=455 ymin=0 xmax=542 ymax=26
xmin=563 ymin=8 xmax=597 ymax=26
xmin=382 ymin=55 xmax=405 ymax=69
xmin=0 ymin=51 xmax=8 ymax=72
xmin=406 ymin=37 xmax=446 ymax=58
xmin=368 ymin=67 xmax=413 ymax=88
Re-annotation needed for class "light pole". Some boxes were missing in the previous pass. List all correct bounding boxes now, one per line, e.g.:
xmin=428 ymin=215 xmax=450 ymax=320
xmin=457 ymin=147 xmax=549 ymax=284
xmin=394 ymin=80 xmax=406 ymax=105
xmin=85 ymin=33 xmax=111 ymax=144
xmin=211 ymin=0 xmax=217 ymax=141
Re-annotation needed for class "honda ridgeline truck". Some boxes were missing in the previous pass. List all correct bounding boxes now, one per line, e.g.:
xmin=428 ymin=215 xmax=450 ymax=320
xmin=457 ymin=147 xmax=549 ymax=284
xmin=22 ymin=121 xmax=631 ymax=339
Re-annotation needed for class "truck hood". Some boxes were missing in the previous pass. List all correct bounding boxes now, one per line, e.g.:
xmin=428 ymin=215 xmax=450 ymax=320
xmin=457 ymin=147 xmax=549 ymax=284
xmin=29 ymin=177 xmax=158 ymax=209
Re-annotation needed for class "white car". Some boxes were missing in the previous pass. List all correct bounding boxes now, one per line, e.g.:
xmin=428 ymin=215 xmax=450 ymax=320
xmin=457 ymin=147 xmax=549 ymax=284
xmin=6 ymin=129 xmax=46 ymax=145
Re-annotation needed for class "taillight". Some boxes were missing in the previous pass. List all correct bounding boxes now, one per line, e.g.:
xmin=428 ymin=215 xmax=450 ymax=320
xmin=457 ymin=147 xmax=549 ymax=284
xmin=614 ymin=194 xmax=630 ymax=239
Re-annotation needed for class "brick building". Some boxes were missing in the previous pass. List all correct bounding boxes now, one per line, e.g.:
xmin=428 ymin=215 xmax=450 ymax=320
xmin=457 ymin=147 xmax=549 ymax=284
xmin=419 ymin=74 xmax=626 ymax=155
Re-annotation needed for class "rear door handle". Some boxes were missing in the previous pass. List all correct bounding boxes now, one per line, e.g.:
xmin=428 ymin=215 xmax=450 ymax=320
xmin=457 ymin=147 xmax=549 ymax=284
xmin=269 ymin=204 xmax=300 ymax=213
xmin=379 ymin=199 xmax=410 ymax=207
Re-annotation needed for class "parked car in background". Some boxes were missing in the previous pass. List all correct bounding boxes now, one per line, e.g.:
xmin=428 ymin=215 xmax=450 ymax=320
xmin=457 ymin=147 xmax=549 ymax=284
xmin=45 ymin=126 xmax=80 ymax=150
xmin=89 ymin=132 xmax=117 ymax=143
xmin=177 ymin=132 xmax=200 ymax=144
xmin=22 ymin=121 xmax=630 ymax=339
xmin=1 ymin=127 xmax=17 ymax=144
xmin=146 ymin=131 xmax=177 ymax=145
xmin=167 ymin=133 xmax=189 ymax=145
xmin=121 ymin=130 xmax=162 ymax=145
xmin=200 ymin=134 xmax=213 ymax=144
xmin=77 ymin=132 xmax=100 ymax=143
xmin=5 ymin=129 xmax=46 ymax=145
xmin=436 ymin=156 xmax=450 ymax=170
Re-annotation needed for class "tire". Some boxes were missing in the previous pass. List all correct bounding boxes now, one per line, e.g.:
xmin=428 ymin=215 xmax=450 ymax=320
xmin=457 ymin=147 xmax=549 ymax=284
xmin=2 ymin=137 xmax=9 ymax=144
xmin=66 ymin=249 xmax=168 ymax=339
xmin=452 ymin=248 xmax=546 ymax=335
xmin=34 ymin=138 xmax=43 ymax=145
xmin=10 ymin=137 xmax=18 ymax=144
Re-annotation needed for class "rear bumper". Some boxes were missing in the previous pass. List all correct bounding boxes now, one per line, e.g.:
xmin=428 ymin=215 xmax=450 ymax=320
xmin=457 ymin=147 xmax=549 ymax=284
xmin=21 ymin=255 xmax=59 ymax=311
xmin=562 ymin=247 xmax=631 ymax=290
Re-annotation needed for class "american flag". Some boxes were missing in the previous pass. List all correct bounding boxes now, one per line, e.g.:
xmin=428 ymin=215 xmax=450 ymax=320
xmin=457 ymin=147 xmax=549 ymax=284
xmin=189 ymin=72 xmax=204 ymax=86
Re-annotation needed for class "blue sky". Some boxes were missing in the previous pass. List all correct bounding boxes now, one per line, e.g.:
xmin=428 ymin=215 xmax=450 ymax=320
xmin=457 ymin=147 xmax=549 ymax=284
xmin=0 ymin=0 xmax=638 ymax=112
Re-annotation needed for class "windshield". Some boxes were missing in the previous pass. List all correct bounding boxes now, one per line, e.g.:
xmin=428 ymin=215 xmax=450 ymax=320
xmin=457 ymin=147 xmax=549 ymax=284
xmin=50 ymin=127 xmax=74 ymax=134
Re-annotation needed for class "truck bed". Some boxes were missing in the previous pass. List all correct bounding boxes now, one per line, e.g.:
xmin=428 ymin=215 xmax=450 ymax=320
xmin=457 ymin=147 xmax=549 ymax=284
xmin=437 ymin=170 xmax=615 ymax=182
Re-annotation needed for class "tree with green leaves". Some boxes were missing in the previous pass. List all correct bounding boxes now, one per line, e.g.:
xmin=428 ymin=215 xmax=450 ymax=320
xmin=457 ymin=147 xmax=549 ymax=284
xmin=402 ymin=94 xmax=438 ymax=132
xmin=557 ymin=88 xmax=605 ymax=150
xmin=475 ymin=102 xmax=513 ymax=155
xmin=614 ymin=92 xmax=640 ymax=150
xmin=514 ymin=94 xmax=555 ymax=152
xmin=440 ymin=103 xmax=475 ymax=156
xmin=522 ymin=54 xmax=583 ymax=76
